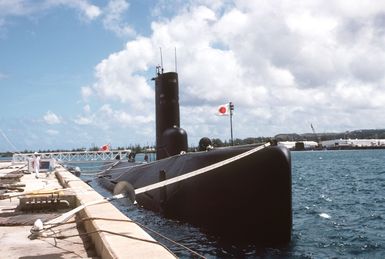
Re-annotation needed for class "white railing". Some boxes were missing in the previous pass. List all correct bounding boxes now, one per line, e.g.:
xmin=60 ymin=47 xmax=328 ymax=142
xmin=12 ymin=150 xmax=131 ymax=163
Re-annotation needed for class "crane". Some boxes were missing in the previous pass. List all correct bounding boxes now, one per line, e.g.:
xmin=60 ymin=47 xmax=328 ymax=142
xmin=311 ymin=123 xmax=321 ymax=147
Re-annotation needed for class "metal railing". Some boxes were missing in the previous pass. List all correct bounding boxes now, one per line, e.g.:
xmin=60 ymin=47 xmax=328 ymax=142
xmin=12 ymin=150 xmax=131 ymax=163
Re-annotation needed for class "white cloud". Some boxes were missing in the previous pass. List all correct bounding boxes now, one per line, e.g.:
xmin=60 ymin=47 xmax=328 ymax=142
xmin=91 ymin=37 xmax=155 ymax=111
xmin=74 ymin=115 xmax=93 ymax=125
xmin=81 ymin=86 xmax=93 ymax=101
xmin=0 ymin=0 xmax=35 ymax=17
xmin=43 ymin=111 xmax=62 ymax=124
xmin=102 ymin=0 xmax=135 ymax=37
xmin=0 ymin=0 xmax=101 ymax=26
xmin=81 ymin=0 xmax=385 ymax=145
xmin=76 ymin=0 xmax=101 ymax=20
xmin=97 ymin=104 xmax=153 ymax=125
xmin=46 ymin=0 xmax=102 ymax=20
xmin=83 ymin=104 xmax=91 ymax=113
xmin=2 ymin=0 xmax=385 ymax=151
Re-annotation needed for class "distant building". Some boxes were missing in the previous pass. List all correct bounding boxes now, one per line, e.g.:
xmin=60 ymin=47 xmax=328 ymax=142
xmin=321 ymin=139 xmax=385 ymax=149
xmin=278 ymin=141 xmax=318 ymax=150
xmin=278 ymin=139 xmax=385 ymax=150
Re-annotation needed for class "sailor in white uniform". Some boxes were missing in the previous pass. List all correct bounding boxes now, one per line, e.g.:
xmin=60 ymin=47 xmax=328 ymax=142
xmin=33 ymin=152 xmax=40 ymax=179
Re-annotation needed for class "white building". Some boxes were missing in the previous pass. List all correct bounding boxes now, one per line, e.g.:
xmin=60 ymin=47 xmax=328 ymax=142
xmin=278 ymin=139 xmax=385 ymax=150
xmin=320 ymin=139 xmax=385 ymax=148
xmin=278 ymin=141 xmax=318 ymax=150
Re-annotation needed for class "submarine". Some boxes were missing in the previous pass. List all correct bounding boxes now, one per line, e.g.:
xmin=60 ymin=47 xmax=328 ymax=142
xmin=98 ymin=67 xmax=292 ymax=245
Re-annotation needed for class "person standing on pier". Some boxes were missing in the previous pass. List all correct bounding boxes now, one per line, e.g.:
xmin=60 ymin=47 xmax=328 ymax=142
xmin=33 ymin=152 xmax=40 ymax=179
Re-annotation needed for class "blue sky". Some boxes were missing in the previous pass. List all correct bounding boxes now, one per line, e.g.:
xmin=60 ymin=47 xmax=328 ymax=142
xmin=1 ymin=0 xmax=385 ymax=152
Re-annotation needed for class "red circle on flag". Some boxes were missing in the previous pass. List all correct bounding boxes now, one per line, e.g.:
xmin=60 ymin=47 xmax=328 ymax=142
xmin=219 ymin=107 xmax=227 ymax=114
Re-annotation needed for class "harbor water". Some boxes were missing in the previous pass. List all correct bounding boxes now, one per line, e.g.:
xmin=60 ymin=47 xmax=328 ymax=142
xmin=77 ymin=149 xmax=384 ymax=258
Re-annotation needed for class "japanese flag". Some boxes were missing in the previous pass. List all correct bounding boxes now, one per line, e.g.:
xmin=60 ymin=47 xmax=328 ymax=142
xmin=100 ymin=144 xmax=110 ymax=151
xmin=216 ymin=103 xmax=230 ymax=116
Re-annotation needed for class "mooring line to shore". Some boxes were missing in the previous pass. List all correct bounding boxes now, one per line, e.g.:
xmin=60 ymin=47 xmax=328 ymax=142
xmin=28 ymin=143 xmax=271 ymax=226
xmin=0 ymin=127 xmax=19 ymax=153
xmin=64 ymin=161 xmax=115 ymax=169
xmin=42 ymin=216 xmax=205 ymax=258
xmin=80 ymin=163 xmax=141 ymax=175
xmin=29 ymin=143 xmax=270 ymax=258
xmin=0 ymin=187 xmax=69 ymax=200
xmin=96 ymin=159 xmax=122 ymax=176
xmin=134 ymin=142 xmax=271 ymax=195
xmin=0 ymin=164 xmax=27 ymax=174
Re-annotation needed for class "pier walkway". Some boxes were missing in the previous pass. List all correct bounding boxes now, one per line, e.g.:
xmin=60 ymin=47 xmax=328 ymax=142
xmin=0 ymin=161 xmax=176 ymax=258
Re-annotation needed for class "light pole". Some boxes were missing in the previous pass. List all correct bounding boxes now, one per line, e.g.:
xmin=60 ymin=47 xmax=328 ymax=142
xmin=229 ymin=102 xmax=234 ymax=146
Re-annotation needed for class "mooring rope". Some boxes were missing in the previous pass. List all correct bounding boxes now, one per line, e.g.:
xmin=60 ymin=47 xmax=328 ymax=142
xmin=77 ymin=171 xmax=101 ymax=176
xmin=56 ymin=159 xmax=122 ymax=177
xmin=42 ymin=216 xmax=204 ymax=258
xmin=81 ymin=163 xmax=140 ymax=175
xmin=64 ymin=160 xmax=116 ymax=165
xmin=64 ymin=162 xmax=115 ymax=169
xmin=0 ymin=164 xmax=27 ymax=172
xmin=96 ymin=159 xmax=122 ymax=177
xmin=29 ymin=143 xmax=271 ymax=257
xmin=0 ymin=127 xmax=19 ymax=153
xmin=0 ymin=187 xmax=94 ymax=200
xmin=134 ymin=142 xmax=271 ymax=195
xmin=0 ymin=164 xmax=13 ymax=170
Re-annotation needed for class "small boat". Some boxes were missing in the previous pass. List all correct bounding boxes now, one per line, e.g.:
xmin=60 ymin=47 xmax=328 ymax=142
xmin=99 ymin=68 xmax=292 ymax=245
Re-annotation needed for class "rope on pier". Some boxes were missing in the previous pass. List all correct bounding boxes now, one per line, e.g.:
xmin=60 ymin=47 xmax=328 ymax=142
xmin=0 ymin=164 xmax=13 ymax=170
xmin=40 ymin=216 xmax=204 ymax=258
xmin=0 ymin=164 xmax=27 ymax=174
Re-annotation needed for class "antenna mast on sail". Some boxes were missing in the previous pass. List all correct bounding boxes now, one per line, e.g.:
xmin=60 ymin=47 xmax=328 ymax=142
xmin=159 ymin=47 xmax=164 ymax=74
xmin=174 ymin=47 xmax=178 ymax=73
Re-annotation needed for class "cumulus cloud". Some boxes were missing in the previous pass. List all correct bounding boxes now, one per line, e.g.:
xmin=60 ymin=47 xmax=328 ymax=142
xmin=0 ymin=0 xmax=36 ymax=17
xmin=102 ymin=0 xmax=135 ymax=37
xmin=43 ymin=111 xmax=62 ymax=124
xmin=73 ymin=0 xmax=102 ymax=20
xmin=83 ymin=104 xmax=91 ymax=113
xmin=81 ymin=86 xmax=93 ymax=101
xmin=0 ymin=0 xmax=136 ymax=37
xmin=48 ymin=0 xmax=101 ymax=20
xmin=74 ymin=115 xmax=93 ymax=125
xmin=0 ymin=0 xmax=101 ymax=26
xmin=83 ymin=0 xmax=385 ymax=145
xmin=90 ymin=37 xmax=155 ymax=111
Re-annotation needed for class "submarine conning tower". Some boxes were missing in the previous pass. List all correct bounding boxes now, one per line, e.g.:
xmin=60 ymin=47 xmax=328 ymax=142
xmin=154 ymin=69 xmax=188 ymax=160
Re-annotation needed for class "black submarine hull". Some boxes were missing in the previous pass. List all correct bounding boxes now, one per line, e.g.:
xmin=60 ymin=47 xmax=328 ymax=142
xmin=99 ymin=69 xmax=292 ymax=245
xmin=99 ymin=144 xmax=291 ymax=245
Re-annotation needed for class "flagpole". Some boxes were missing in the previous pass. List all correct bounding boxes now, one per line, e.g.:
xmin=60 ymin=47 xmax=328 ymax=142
xmin=229 ymin=102 xmax=234 ymax=146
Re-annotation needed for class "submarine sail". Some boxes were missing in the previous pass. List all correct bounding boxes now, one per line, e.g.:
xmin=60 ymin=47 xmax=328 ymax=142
xmin=154 ymin=70 xmax=188 ymax=160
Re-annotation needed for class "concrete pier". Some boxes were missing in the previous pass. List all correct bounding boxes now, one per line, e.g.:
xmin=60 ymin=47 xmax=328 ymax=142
xmin=0 ymin=161 xmax=176 ymax=258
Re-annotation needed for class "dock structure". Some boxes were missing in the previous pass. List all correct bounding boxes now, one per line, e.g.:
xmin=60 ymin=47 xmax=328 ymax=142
xmin=0 ymin=161 xmax=176 ymax=258
xmin=12 ymin=149 xmax=132 ymax=163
